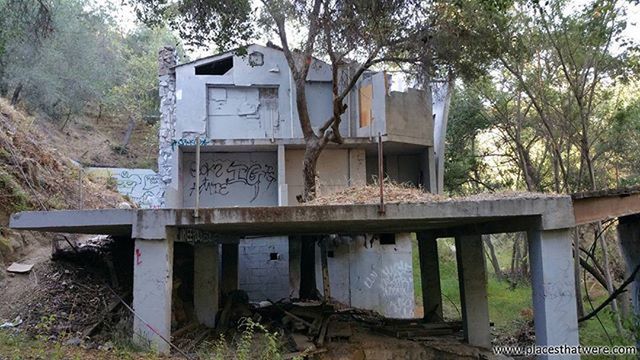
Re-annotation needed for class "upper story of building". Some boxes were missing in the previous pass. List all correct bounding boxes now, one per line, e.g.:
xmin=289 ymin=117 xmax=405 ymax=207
xmin=170 ymin=44 xmax=433 ymax=147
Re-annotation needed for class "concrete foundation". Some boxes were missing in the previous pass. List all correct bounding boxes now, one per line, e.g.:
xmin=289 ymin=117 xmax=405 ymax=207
xmin=132 ymin=232 xmax=174 ymax=353
xmin=528 ymin=228 xmax=580 ymax=359
xmin=194 ymin=243 xmax=219 ymax=327
xmin=455 ymin=235 xmax=490 ymax=349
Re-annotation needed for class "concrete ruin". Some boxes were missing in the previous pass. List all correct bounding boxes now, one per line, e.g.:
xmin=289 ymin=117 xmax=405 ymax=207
xmin=17 ymin=44 xmax=640 ymax=359
xmin=157 ymin=44 xmax=436 ymax=315
xmin=11 ymin=196 xmax=583 ymax=358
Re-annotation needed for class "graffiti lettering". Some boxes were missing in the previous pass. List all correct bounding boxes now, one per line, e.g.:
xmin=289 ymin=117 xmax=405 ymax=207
xmin=364 ymin=270 xmax=378 ymax=289
xmin=112 ymin=170 xmax=163 ymax=208
xmin=379 ymin=261 xmax=414 ymax=318
xmin=171 ymin=137 xmax=211 ymax=151
xmin=188 ymin=159 xmax=276 ymax=202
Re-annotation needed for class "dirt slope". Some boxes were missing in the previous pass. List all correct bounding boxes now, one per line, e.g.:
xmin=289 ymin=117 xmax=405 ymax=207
xmin=0 ymin=97 xmax=131 ymax=266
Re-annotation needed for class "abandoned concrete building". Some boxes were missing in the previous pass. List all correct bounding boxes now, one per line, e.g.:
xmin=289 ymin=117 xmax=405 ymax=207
xmin=158 ymin=43 xmax=436 ymax=317
xmin=11 ymin=44 xmax=640 ymax=360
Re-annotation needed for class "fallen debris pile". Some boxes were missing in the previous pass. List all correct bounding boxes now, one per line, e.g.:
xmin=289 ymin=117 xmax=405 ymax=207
xmin=1 ymin=235 xmax=133 ymax=348
xmin=168 ymin=295 xmax=502 ymax=359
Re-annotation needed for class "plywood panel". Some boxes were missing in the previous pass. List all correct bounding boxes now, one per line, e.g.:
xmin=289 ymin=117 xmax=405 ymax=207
xmin=359 ymin=84 xmax=373 ymax=128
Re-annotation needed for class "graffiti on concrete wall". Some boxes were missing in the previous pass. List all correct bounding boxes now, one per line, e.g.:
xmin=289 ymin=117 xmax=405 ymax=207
xmin=87 ymin=168 xmax=163 ymax=208
xmin=187 ymin=158 xmax=276 ymax=203
xmin=379 ymin=261 xmax=414 ymax=318
xmin=171 ymin=137 xmax=211 ymax=151
xmin=115 ymin=170 xmax=163 ymax=208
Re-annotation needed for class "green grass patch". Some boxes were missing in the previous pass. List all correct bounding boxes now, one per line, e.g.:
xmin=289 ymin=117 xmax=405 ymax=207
xmin=411 ymin=237 xmax=638 ymax=350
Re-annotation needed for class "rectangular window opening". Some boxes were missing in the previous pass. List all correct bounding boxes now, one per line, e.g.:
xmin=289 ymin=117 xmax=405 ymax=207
xmin=327 ymin=250 xmax=335 ymax=258
xmin=379 ymin=233 xmax=396 ymax=245
xmin=195 ymin=57 xmax=233 ymax=75
xmin=269 ymin=252 xmax=279 ymax=261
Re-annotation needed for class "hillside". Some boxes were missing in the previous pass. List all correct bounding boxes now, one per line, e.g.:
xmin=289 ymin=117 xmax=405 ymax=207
xmin=0 ymin=98 xmax=148 ymax=265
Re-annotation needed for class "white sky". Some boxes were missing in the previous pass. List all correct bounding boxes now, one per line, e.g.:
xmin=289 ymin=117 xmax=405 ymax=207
xmin=103 ymin=0 xmax=640 ymax=61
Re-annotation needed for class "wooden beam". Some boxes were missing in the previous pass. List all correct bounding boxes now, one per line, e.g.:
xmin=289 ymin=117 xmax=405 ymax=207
xmin=573 ymin=193 xmax=640 ymax=225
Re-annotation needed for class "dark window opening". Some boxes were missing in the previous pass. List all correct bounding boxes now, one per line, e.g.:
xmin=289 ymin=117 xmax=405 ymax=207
xmin=327 ymin=250 xmax=335 ymax=258
xmin=269 ymin=252 xmax=279 ymax=261
xmin=195 ymin=57 xmax=233 ymax=75
xmin=379 ymin=233 xmax=396 ymax=245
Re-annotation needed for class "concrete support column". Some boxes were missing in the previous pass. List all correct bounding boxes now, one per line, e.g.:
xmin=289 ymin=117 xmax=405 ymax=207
xmin=289 ymin=236 xmax=301 ymax=298
xmin=132 ymin=232 xmax=174 ymax=353
xmin=194 ymin=243 xmax=220 ymax=328
xmin=420 ymin=147 xmax=437 ymax=193
xmin=221 ymin=243 xmax=239 ymax=297
xmin=528 ymin=228 xmax=579 ymax=358
xmin=455 ymin=234 xmax=491 ymax=348
xmin=417 ymin=232 xmax=442 ymax=322
xmin=277 ymin=144 xmax=288 ymax=206
xmin=618 ymin=214 xmax=640 ymax=349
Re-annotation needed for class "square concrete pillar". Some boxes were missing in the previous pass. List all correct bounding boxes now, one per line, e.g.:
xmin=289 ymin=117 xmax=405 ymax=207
xmin=221 ymin=243 xmax=239 ymax=297
xmin=528 ymin=229 xmax=579 ymax=358
xmin=417 ymin=232 xmax=443 ymax=322
xmin=132 ymin=233 xmax=174 ymax=353
xmin=618 ymin=214 xmax=640 ymax=349
xmin=194 ymin=243 xmax=220 ymax=328
xmin=455 ymin=234 xmax=491 ymax=348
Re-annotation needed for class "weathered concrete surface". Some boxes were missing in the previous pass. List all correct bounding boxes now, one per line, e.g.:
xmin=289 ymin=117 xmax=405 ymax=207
xmin=9 ymin=195 xmax=575 ymax=236
xmin=87 ymin=168 xmax=163 ymax=208
xmin=528 ymin=228 xmax=579 ymax=359
xmin=132 ymin=232 xmax=174 ymax=353
xmin=194 ymin=243 xmax=219 ymax=327
xmin=285 ymin=148 xmax=366 ymax=205
xmin=456 ymin=235 xmax=490 ymax=349
xmin=314 ymin=233 xmax=415 ymax=318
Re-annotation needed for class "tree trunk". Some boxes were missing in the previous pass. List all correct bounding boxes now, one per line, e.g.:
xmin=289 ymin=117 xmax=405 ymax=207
xmin=301 ymin=138 xmax=323 ymax=202
xmin=483 ymin=235 xmax=504 ymax=281
xmin=596 ymin=225 xmax=624 ymax=335
xmin=10 ymin=83 xmax=23 ymax=106
xmin=121 ymin=116 xmax=136 ymax=150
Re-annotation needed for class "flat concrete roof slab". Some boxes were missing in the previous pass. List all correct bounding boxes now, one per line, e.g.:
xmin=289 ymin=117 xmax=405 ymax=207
xmin=10 ymin=195 xmax=575 ymax=238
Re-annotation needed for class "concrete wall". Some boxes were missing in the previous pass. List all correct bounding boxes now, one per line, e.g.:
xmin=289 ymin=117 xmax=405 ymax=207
xmin=365 ymin=153 xmax=428 ymax=187
xmin=314 ymin=233 xmax=415 ymax=318
xmin=174 ymin=44 xmax=337 ymax=140
xmin=181 ymin=151 xmax=278 ymax=207
xmin=386 ymin=89 xmax=434 ymax=146
xmin=239 ymin=236 xmax=290 ymax=301
xmin=285 ymin=148 xmax=366 ymax=204
xmin=88 ymin=168 xmax=163 ymax=208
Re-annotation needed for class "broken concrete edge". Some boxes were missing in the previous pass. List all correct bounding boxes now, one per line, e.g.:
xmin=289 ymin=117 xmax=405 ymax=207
xmin=9 ymin=195 xmax=576 ymax=239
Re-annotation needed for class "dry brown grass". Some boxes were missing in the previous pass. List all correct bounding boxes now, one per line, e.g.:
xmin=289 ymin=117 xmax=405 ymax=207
xmin=0 ymin=98 xmax=127 ymax=218
xmin=306 ymin=179 xmax=563 ymax=206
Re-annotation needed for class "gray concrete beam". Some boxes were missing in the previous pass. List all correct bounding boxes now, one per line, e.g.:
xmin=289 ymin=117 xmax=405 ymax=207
xmin=527 ymin=228 xmax=579 ymax=359
xmin=455 ymin=234 xmax=491 ymax=349
xmin=194 ymin=243 xmax=220 ymax=327
xmin=132 ymin=229 xmax=174 ymax=353
xmin=10 ymin=195 xmax=575 ymax=236
xmin=417 ymin=232 xmax=442 ymax=322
